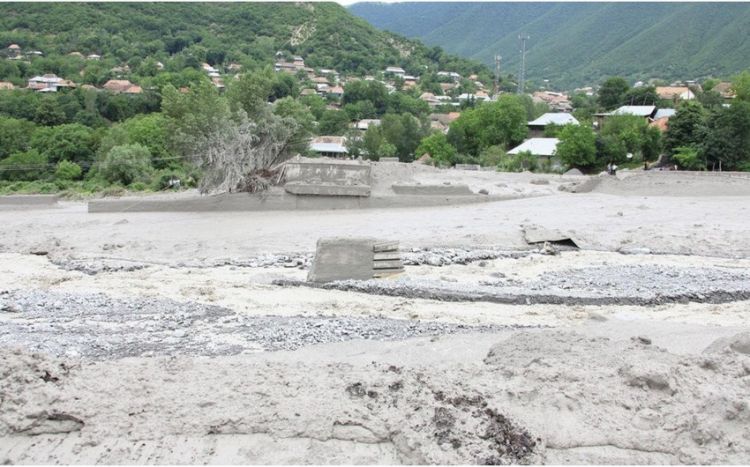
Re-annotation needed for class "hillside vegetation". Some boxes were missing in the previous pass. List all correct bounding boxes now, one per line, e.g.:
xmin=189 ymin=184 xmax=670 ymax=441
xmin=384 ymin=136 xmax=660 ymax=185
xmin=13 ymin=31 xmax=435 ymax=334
xmin=0 ymin=2 xmax=488 ymax=80
xmin=350 ymin=2 xmax=750 ymax=88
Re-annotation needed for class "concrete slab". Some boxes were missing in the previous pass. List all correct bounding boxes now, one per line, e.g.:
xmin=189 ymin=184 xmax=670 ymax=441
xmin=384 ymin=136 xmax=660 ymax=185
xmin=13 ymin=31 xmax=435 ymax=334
xmin=391 ymin=184 xmax=474 ymax=196
xmin=0 ymin=195 xmax=59 ymax=207
xmin=284 ymin=183 xmax=370 ymax=197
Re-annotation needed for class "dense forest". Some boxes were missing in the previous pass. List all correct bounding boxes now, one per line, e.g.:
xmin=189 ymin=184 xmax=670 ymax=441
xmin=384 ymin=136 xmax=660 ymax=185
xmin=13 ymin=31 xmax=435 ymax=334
xmin=350 ymin=2 xmax=750 ymax=89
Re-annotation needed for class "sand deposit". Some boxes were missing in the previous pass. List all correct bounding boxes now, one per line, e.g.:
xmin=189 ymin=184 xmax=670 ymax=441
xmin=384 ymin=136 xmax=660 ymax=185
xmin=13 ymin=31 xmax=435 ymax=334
xmin=1 ymin=168 xmax=750 ymax=464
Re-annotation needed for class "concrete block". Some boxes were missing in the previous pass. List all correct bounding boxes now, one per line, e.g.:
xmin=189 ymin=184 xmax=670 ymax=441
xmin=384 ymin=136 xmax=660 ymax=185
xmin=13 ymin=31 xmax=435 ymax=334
xmin=307 ymin=237 xmax=404 ymax=283
xmin=307 ymin=237 xmax=378 ymax=283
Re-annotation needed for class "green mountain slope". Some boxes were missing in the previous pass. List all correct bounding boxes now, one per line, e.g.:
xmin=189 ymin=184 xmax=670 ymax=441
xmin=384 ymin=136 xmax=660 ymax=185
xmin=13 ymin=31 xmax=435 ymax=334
xmin=350 ymin=2 xmax=750 ymax=88
xmin=0 ymin=2 xmax=489 ymax=78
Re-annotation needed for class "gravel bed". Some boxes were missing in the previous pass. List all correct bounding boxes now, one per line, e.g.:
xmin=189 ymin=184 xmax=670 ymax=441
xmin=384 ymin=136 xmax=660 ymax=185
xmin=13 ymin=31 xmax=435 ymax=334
xmin=277 ymin=263 xmax=750 ymax=306
xmin=48 ymin=248 xmax=541 ymax=275
xmin=0 ymin=290 xmax=523 ymax=360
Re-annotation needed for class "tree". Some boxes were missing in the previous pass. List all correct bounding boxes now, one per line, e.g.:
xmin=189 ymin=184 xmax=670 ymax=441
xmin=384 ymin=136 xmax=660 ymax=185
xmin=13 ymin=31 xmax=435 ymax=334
xmin=556 ymin=124 xmax=597 ymax=169
xmin=120 ymin=114 xmax=172 ymax=168
xmin=597 ymin=77 xmax=630 ymax=110
xmin=415 ymin=132 xmax=456 ymax=166
xmin=732 ymin=70 xmax=750 ymax=102
xmin=600 ymin=114 xmax=660 ymax=162
xmin=701 ymin=101 xmax=750 ymax=171
xmin=623 ymin=86 xmax=658 ymax=106
xmin=186 ymin=108 xmax=299 ymax=194
xmin=225 ymin=67 xmax=274 ymax=117
xmin=447 ymin=95 xmax=527 ymax=157
xmin=0 ymin=150 xmax=48 ymax=182
xmin=272 ymin=97 xmax=316 ymax=155
xmin=54 ymin=160 xmax=83 ymax=181
xmin=664 ymin=101 xmax=707 ymax=156
xmin=34 ymin=98 xmax=67 ymax=126
xmin=318 ymin=109 xmax=350 ymax=135
xmin=161 ymin=81 xmax=231 ymax=157
xmin=672 ymin=146 xmax=704 ymax=171
xmin=342 ymin=80 xmax=388 ymax=115
xmin=98 ymin=144 xmax=153 ymax=186
xmin=380 ymin=113 xmax=425 ymax=162
xmin=30 ymin=123 xmax=98 ymax=165
xmin=0 ymin=117 xmax=36 ymax=159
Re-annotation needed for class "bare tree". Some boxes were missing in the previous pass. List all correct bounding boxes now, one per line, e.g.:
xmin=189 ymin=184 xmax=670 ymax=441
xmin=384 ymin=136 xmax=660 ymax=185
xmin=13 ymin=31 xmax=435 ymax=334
xmin=181 ymin=108 xmax=300 ymax=194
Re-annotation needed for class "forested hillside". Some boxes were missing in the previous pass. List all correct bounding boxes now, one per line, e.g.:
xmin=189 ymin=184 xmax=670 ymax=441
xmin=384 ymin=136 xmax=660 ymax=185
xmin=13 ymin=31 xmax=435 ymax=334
xmin=350 ymin=2 xmax=750 ymax=88
xmin=0 ymin=2 xmax=488 ymax=81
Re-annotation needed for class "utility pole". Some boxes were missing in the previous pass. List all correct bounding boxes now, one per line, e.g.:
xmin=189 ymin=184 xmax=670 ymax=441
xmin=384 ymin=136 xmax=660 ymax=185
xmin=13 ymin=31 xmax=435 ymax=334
xmin=493 ymin=54 xmax=501 ymax=96
xmin=517 ymin=34 xmax=529 ymax=95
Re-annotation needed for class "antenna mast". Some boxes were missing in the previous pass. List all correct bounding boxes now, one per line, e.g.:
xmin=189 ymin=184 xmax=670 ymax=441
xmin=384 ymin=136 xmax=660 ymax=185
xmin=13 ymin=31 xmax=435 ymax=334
xmin=517 ymin=34 xmax=529 ymax=94
xmin=494 ymin=54 xmax=501 ymax=96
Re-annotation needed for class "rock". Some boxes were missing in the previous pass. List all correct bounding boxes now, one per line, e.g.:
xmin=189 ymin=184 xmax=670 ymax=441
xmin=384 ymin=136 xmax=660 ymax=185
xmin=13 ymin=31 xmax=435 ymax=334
xmin=704 ymin=332 xmax=750 ymax=355
xmin=425 ymin=254 xmax=444 ymax=267
xmin=529 ymin=178 xmax=549 ymax=185
xmin=478 ymin=188 xmax=489 ymax=195
xmin=635 ymin=335 xmax=652 ymax=345
xmin=564 ymin=168 xmax=584 ymax=176
xmin=539 ymin=242 xmax=558 ymax=255
xmin=619 ymin=247 xmax=652 ymax=255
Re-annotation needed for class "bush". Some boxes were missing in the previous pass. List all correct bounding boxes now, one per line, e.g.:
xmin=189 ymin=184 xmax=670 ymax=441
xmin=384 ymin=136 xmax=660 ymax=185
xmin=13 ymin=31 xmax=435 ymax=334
xmin=54 ymin=160 xmax=83 ymax=181
xmin=98 ymin=144 xmax=153 ymax=185
xmin=0 ymin=150 xmax=48 ymax=181
xmin=478 ymin=145 xmax=505 ymax=167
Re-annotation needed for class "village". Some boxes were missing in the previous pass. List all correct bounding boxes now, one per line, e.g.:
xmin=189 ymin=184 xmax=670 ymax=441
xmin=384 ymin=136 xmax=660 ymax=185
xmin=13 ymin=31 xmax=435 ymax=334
xmin=1 ymin=42 xmax=740 ymax=171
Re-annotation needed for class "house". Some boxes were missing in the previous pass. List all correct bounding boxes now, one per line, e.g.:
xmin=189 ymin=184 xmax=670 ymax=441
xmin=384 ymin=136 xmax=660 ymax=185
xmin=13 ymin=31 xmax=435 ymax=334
xmin=385 ymin=66 xmax=405 ymax=77
xmin=86 ymin=54 xmax=101 ymax=60
xmin=327 ymin=85 xmax=344 ymax=98
xmin=103 ymin=79 xmax=142 ymax=94
xmin=437 ymin=71 xmax=461 ymax=81
xmin=316 ymin=83 xmax=330 ymax=93
xmin=440 ymin=82 xmax=456 ymax=93
xmin=211 ymin=77 xmax=225 ymax=90
xmin=7 ymin=44 xmax=21 ymax=56
xmin=532 ymin=91 xmax=572 ymax=112
xmin=420 ymin=92 xmax=441 ymax=108
xmin=595 ymin=105 xmax=657 ymax=128
xmin=313 ymin=76 xmax=329 ymax=84
xmin=648 ymin=108 xmax=676 ymax=132
xmin=68 ymin=52 xmax=84 ymax=58
xmin=655 ymin=86 xmax=695 ymax=102
xmin=527 ymin=113 xmax=579 ymax=137
xmin=429 ymin=112 xmax=460 ymax=133
xmin=27 ymin=74 xmax=63 ymax=91
xmin=274 ymin=62 xmax=298 ymax=74
xmin=309 ymin=136 xmax=348 ymax=158
xmin=458 ymin=93 xmax=489 ymax=102
xmin=712 ymin=82 xmax=736 ymax=100
xmin=0 ymin=81 xmax=15 ymax=90
xmin=352 ymin=119 xmax=381 ymax=131
xmin=292 ymin=56 xmax=305 ymax=67
xmin=507 ymin=137 xmax=562 ymax=169
xmin=300 ymin=88 xmax=317 ymax=97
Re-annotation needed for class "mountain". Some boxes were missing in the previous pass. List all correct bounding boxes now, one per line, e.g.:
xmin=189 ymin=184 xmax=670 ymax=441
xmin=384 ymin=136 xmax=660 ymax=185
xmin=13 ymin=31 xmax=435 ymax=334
xmin=0 ymin=2 xmax=490 ymax=80
xmin=349 ymin=2 xmax=750 ymax=88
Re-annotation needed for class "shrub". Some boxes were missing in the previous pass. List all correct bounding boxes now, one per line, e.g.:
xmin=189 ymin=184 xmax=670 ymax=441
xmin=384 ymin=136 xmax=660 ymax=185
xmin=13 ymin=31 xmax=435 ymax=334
xmin=98 ymin=144 xmax=153 ymax=185
xmin=0 ymin=150 xmax=48 ymax=181
xmin=54 ymin=160 xmax=83 ymax=181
